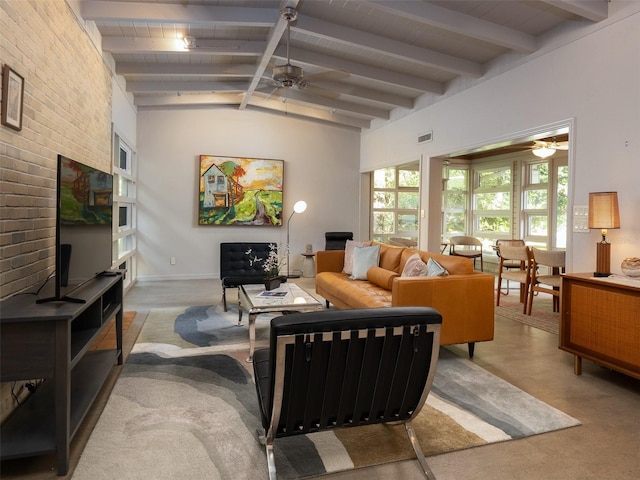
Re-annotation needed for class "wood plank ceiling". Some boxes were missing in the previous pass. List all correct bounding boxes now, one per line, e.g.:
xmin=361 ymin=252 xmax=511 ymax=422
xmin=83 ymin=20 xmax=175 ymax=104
xmin=79 ymin=0 xmax=608 ymax=131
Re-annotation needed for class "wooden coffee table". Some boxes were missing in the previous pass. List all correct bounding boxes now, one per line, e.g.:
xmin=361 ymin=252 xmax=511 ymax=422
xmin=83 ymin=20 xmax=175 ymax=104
xmin=239 ymin=283 xmax=324 ymax=362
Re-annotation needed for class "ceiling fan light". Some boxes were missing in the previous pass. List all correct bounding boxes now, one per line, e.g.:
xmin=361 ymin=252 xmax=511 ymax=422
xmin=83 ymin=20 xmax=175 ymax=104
xmin=532 ymin=146 xmax=556 ymax=158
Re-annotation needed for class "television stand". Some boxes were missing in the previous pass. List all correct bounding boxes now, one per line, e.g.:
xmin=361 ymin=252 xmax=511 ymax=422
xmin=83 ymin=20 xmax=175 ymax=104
xmin=0 ymin=274 xmax=124 ymax=475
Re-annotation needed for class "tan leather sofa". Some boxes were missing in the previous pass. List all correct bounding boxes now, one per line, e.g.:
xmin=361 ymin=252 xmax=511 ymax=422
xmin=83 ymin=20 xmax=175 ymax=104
xmin=315 ymin=243 xmax=495 ymax=357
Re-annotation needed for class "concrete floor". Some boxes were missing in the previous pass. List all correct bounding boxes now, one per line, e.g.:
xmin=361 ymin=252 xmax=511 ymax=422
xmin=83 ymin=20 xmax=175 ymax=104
xmin=3 ymin=278 xmax=640 ymax=479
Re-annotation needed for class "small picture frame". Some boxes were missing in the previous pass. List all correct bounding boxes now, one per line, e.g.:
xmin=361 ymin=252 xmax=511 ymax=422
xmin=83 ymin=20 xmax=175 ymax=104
xmin=1 ymin=64 xmax=25 ymax=131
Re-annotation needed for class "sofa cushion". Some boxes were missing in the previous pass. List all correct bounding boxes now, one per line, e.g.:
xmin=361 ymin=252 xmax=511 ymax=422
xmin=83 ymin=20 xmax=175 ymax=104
xmin=426 ymin=258 xmax=449 ymax=277
xmin=367 ymin=266 xmax=399 ymax=290
xmin=377 ymin=243 xmax=405 ymax=273
xmin=342 ymin=240 xmax=373 ymax=274
xmin=316 ymin=272 xmax=392 ymax=308
xmin=350 ymin=245 xmax=380 ymax=280
xmin=401 ymin=253 xmax=428 ymax=277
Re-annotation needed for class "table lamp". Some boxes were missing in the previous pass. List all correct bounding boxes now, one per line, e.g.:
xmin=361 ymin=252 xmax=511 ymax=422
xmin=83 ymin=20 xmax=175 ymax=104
xmin=286 ymin=200 xmax=307 ymax=278
xmin=588 ymin=192 xmax=620 ymax=277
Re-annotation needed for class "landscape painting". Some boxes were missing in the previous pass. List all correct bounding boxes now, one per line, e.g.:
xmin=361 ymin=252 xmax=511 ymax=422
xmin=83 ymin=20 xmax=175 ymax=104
xmin=198 ymin=155 xmax=283 ymax=226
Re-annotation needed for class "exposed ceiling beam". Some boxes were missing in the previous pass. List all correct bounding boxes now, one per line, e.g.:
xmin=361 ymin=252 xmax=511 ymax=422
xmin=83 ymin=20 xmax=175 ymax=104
xmin=543 ymin=0 xmax=608 ymax=22
xmin=127 ymin=81 xmax=253 ymax=93
xmin=279 ymin=46 xmax=443 ymax=94
xmin=365 ymin=0 xmax=537 ymax=53
xmin=133 ymin=92 xmax=370 ymax=129
xmin=247 ymin=99 xmax=371 ymax=129
xmin=79 ymin=1 xmax=277 ymax=26
xmin=135 ymin=93 xmax=242 ymax=107
xmin=115 ymin=63 xmax=257 ymax=77
xmin=254 ymin=89 xmax=390 ymax=119
xmin=102 ymin=37 xmax=265 ymax=55
xmin=313 ymin=81 xmax=414 ymax=109
xmin=240 ymin=0 xmax=300 ymax=110
xmin=293 ymin=15 xmax=483 ymax=77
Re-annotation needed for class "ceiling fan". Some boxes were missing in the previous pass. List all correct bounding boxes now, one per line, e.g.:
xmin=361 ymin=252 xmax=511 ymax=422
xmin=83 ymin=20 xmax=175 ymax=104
xmin=530 ymin=138 xmax=569 ymax=158
xmin=258 ymin=7 xmax=346 ymax=101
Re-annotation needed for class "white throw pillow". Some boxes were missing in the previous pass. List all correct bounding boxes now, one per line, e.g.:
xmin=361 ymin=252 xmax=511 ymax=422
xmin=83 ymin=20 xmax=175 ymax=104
xmin=401 ymin=253 xmax=428 ymax=277
xmin=342 ymin=240 xmax=372 ymax=274
xmin=350 ymin=245 xmax=381 ymax=280
xmin=425 ymin=257 xmax=449 ymax=277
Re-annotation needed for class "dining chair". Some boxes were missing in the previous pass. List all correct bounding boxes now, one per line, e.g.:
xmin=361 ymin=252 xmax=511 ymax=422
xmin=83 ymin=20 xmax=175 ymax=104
xmin=448 ymin=236 xmax=484 ymax=271
xmin=496 ymin=244 xmax=532 ymax=313
xmin=495 ymin=239 xmax=526 ymax=294
xmin=527 ymin=248 xmax=566 ymax=315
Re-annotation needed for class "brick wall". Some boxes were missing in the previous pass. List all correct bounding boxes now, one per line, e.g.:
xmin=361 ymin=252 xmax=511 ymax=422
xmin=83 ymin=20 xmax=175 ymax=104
xmin=0 ymin=0 xmax=112 ymax=421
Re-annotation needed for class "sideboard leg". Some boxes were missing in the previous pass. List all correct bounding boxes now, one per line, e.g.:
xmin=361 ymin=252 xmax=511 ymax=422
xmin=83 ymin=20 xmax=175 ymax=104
xmin=574 ymin=355 xmax=582 ymax=376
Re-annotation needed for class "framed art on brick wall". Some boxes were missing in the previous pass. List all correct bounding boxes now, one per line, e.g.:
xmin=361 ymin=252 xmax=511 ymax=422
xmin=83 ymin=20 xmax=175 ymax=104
xmin=1 ymin=64 xmax=24 ymax=131
xmin=198 ymin=155 xmax=284 ymax=226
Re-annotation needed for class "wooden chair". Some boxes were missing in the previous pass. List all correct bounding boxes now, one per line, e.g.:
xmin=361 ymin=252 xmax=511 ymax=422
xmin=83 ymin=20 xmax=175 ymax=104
xmin=495 ymin=239 xmax=526 ymax=294
xmin=253 ymin=307 xmax=442 ymax=480
xmin=496 ymin=244 xmax=532 ymax=313
xmin=527 ymin=248 xmax=565 ymax=315
xmin=449 ymin=236 xmax=484 ymax=271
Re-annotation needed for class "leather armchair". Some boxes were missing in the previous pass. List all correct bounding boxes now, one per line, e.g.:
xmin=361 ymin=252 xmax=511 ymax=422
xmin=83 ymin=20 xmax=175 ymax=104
xmin=219 ymin=242 xmax=285 ymax=311
xmin=253 ymin=306 xmax=442 ymax=480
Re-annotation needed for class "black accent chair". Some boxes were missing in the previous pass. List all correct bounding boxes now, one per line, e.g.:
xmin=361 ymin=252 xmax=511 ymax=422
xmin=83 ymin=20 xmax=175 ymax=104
xmin=253 ymin=307 xmax=442 ymax=480
xmin=324 ymin=231 xmax=353 ymax=250
xmin=219 ymin=242 xmax=285 ymax=312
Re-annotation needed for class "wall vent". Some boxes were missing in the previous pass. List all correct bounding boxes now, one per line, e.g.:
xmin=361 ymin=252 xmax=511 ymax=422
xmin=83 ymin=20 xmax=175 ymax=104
xmin=418 ymin=131 xmax=433 ymax=144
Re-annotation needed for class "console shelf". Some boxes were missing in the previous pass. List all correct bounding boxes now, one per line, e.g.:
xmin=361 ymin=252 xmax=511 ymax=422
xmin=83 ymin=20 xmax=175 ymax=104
xmin=0 ymin=274 xmax=123 ymax=475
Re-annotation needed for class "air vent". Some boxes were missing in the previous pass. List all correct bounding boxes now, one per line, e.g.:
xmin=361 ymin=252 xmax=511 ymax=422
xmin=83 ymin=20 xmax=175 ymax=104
xmin=418 ymin=131 xmax=433 ymax=144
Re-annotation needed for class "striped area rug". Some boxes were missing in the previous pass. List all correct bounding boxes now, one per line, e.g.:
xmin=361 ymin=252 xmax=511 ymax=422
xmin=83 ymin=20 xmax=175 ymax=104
xmin=72 ymin=306 xmax=579 ymax=480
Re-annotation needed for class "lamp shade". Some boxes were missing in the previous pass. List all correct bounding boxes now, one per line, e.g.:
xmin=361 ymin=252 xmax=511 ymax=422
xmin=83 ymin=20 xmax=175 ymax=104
xmin=293 ymin=200 xmax=307 ymax=214
xmin=588 ymin=192 xmax=620 ymax=229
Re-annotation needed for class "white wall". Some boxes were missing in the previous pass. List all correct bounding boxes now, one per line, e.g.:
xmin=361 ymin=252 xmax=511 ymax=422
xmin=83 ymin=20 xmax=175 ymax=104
xmin=362 ymin=4 xmax=640 ymax=274
xmin=136 ymin=108 xmax=360 ymax=280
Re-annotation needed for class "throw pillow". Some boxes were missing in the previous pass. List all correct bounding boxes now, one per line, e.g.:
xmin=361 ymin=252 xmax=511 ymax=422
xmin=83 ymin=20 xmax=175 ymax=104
xmin=342 ymin=240 xmax=372 ymax=275
xmin=350 ymin=245 xmax=381 ymax=280
xmin=401 ymin=252 xmax=428 ymax=277
xmin=425 ymin=257 xmax=449 ymax=277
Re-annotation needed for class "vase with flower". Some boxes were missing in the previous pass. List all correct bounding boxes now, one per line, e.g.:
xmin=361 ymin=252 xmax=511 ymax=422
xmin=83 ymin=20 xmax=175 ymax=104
xmin=246 ymin=244 xmax=287 ymax=290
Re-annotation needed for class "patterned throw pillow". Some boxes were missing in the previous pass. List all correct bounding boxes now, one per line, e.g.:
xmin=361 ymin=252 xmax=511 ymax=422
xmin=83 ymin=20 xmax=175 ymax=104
xmin=350 ymin=245 xmax=381 ymax=280
xmin=426 ymin=257 xmax=449 ymax=277
xmin=401 ymin=253 xmax=428 ymax=277
xmin=342 ymin=240 xmax=373 ymax=275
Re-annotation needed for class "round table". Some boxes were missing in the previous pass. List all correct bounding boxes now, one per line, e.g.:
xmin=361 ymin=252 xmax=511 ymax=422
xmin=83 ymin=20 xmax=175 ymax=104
xmin=301 ymin=253 xmax=315 ymax=278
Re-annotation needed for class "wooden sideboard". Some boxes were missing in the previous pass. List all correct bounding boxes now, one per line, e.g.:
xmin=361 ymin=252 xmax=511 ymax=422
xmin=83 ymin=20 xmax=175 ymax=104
xmin=560 ymin=273 xmax=640 ymax=380
xmin=0 ymin=274 xmax=123 ymax=475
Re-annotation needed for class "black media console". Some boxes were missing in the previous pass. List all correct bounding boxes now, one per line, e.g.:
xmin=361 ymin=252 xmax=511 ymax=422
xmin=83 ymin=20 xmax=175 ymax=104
xmin=0 ymin=274 xmax=124 ymax=475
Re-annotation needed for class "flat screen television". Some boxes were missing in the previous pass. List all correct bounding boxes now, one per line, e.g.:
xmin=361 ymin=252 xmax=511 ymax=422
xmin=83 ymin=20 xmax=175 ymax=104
xmin=38 ymin=155 xmax=114 ymax=303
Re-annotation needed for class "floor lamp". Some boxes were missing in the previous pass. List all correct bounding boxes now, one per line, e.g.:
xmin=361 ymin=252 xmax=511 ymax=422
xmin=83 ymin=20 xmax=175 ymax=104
xmin=588 ymin=192 xmax=620 ymax=277
xmin=286 ymin=200 xmax=307 ymax=278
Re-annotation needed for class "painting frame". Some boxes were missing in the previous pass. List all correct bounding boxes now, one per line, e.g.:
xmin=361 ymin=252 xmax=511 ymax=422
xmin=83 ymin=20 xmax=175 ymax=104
xmin=198 ymin=155 xmax=284 ymax=226
xmin=1 ymin=65 xmax=24 ymax=131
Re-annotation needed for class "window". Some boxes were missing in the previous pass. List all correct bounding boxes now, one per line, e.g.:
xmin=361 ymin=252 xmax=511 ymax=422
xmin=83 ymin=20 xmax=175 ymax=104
xmin=522 ymin=160 xmax=549 ymax=247
xmin=371 ymin=162 xmax=420 ymax=244
xmin=468 ymin=164 xmax=513 ymax=249
xmin=442 ymin=167 xmax=469 ymax=238
xmin=113 ymin=130 xmax=137 ymax=292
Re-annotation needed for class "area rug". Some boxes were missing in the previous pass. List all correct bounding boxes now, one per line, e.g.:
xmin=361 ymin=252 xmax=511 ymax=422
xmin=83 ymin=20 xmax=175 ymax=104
xmin=72 ymin=304 xmax=580 ymax=479
xmin=495 ymin=291 xmax=559 ymax=334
